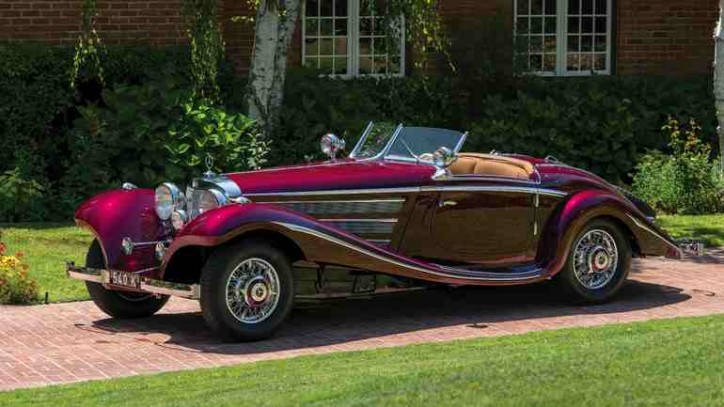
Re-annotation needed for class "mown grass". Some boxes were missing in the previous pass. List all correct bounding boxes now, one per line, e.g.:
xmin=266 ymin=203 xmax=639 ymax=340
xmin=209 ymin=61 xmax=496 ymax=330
xmin=657 ymin=214 xmax=724 ymax=248
xmin=0 ymin=223 xmax=92 ymax=302
xmin=2 ymin=315 xmax=724 ymax=406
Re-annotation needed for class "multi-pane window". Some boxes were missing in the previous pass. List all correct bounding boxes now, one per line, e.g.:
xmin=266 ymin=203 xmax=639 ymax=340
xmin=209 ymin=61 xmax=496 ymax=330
xmin=515 ymin=0 xmax=612 ymax=76
xmin=303 ymin=0 xmax=404 ymax=76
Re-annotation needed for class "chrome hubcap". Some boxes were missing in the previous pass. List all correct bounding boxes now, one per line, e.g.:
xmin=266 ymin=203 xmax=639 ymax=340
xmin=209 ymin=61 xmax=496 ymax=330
xmin=225 ymin=258 xmax=280 ymax=324
xmin=573 ymin=229 xmax=619 ymax=290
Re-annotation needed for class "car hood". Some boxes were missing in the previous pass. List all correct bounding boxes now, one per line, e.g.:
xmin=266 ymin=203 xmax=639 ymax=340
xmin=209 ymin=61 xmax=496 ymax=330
xmin=225 ymin=159 xmax=436 ymax=195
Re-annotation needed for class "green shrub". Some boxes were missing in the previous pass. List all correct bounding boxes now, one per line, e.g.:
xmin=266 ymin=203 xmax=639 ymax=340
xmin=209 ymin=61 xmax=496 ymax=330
xmin=167 ymin=101 xmax=269 ymax=182
xmin=0 ymin=169 xmax=46 ymax=222
xmin=632 ymin=118 xmax=723 ymax=215
xmin=0 ymin=240 xmax=38 ymax=304
xmin=468 ymin=85 xmax=637 ymax=183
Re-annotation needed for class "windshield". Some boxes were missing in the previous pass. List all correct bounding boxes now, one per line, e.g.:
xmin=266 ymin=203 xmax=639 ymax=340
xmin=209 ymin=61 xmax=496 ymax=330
xmin=350 ymin=122 xmax=467 ymax=162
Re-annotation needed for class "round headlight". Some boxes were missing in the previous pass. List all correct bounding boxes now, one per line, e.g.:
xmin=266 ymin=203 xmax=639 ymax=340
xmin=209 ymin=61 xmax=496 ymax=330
xmin=155 ymin=182 xmax=182 ymax=220
xmin=198 ymin=189 xmax=226 ymax=214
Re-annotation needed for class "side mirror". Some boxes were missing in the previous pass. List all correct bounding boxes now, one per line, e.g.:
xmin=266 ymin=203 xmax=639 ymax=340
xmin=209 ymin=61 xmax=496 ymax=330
xmin=432 ymin=146 xmax=457 ymax=179
xmin=321 ymin=133 xmax=346 ymax=161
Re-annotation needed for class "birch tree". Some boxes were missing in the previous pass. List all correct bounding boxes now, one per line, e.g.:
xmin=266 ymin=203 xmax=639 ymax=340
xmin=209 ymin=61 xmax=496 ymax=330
xmin=246 ymin=0 xmax=302 ymax=138
xmin=715 ymin=0 xmax=724 ymax=172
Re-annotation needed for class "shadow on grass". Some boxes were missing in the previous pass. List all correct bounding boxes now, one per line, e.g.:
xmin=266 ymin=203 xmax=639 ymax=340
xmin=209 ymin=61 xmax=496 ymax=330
xmin=0 ymin=223 xmax=76 ymax=230
xmin=92 ymin=279 xmax=690 ymax=356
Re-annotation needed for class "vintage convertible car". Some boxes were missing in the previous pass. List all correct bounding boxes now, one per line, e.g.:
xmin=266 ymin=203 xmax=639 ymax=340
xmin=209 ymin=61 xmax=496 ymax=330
xmin=67 ymin=123 xmax=685 ymax=341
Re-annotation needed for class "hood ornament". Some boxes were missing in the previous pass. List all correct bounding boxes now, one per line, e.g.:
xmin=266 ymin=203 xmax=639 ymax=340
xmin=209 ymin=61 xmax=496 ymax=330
xmin=203 ymin=154 xmax=215 ymax=179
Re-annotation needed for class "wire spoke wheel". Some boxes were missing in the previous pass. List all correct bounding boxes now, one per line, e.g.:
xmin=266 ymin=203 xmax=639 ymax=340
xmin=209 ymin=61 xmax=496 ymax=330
xmin=225 ymin=257 xmax=281 ymax=324
xmin=572 ymin=229 xmax=619 ymax=290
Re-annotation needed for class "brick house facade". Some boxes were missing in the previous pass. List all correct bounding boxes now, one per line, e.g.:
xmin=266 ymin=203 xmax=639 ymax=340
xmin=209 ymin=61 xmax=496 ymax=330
xmin=0 ymin=0 xmax=717 ymax=77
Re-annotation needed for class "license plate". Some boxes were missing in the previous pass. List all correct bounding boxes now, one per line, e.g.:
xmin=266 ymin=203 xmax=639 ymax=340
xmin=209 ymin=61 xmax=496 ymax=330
xmin=109 ymin=270 xmax=141 ymax=289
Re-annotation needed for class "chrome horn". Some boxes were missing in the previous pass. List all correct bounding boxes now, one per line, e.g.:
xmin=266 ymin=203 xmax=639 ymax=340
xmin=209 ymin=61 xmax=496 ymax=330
xmin=321 ymin=133 xmax=346 ymax=161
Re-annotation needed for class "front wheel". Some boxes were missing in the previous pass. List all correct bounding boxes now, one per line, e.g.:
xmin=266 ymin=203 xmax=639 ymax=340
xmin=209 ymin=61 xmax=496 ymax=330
xmin=85 ymin=240 xmax=169 ymax=318
xmin=200 ymin=240 xmax=294 ymax=342
xmin=557 ymin=219 xmax=632 ymax=303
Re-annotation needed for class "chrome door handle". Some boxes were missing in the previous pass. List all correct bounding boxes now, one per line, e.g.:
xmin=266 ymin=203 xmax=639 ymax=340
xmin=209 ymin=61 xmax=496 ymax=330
xmin=438 ymin=200 xmax=457 ymax=208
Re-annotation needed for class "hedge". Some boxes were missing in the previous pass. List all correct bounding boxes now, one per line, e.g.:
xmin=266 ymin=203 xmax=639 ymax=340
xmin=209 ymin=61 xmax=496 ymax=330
xmin=0 ymin=42 xmax=717 ymax=221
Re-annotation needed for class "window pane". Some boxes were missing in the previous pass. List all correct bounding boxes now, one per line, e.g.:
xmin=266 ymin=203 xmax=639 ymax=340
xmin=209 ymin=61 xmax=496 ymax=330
xmin=531 ymin=0 xmax=543 ymax=14
xmin=517 ymin=17 xmax=530 ymax=34
xmin=568 ymin=17 xmax=579 ymax=34
xmin=359 ymin=56 xmax=373 ymax=74
xmin=305 ymin=38 xmax=320 ymax=56
xmin=319 ymin=57 xmax=333 ymax=72
xmin=568 ymin=35 xmax=580 ymax=52
xmin=318 ymin=38 xmax=333 ymax=55
xmin=529 ymin=36 xmax=542 ymax=53
xmin=306 ymin=19 xmax=319 ymax=35
xmin=594 ymin=54 xmax=606 ymax=70
xmin=334 ymin=37 xmax=348 ymax=55
xmin=582 ymin=0 xmax=593 ymax=14
xmin=567 ymin=53 xmax=580 ymax=71
xmin=581 ymin=17 xmax=593 ymax=33
xmin=306 ymin=0 xmax=319 ymax=16
xmin=320 ymin=18 xmax=333 ymax=36
xmin=580 ymin=54 xmax=593 ymax=71
xmin=594 ymin=35 xmax=606 ymax=52
xmin=518 ymin=0 xmax=530 ymax=15
xmin=544 ymin=36 xmax=556 ymax=53
xmin=304 ymin=57 xmax=318 ymax=69
xmin=595 ymin=0 xmax=606 ymax=14
xmin=334 ymin=57 xmax=347 ymax=74
xmin=545 ymin=17 xmax=556 ymax=34
xmin=531 ymin=17 xmax=543 ymax=33
xmin=334 ymin=0 xmax=347 ymax=16
xmin=320 ymin=0 xmax=333 ymax=16
xmin=335 ymin=18 xmax=347 ymax=35
xmin=581 ymin=35 xmax=593 ymax=52
xmin=530 ymin=54 xmax=543 ymax=71
xmin=544 ymin=0 xmax=556 ymax=15
xmin=543 ymin=54 xmax=556 ymax=71
xmin=569 ymin=0 xmax=580 ymax=15
xmin=595 ymin=17 xmax=607 ymax=34
xmin=360 ymin=37 xmax=372 ymax=55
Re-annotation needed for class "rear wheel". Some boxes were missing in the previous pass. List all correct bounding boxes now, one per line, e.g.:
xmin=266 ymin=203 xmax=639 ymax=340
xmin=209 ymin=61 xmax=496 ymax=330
xmin=200 ymin=240 xmax=294 ymax=342
xmin=85 ymin=240 xmax=169 ymax=318
xmin=558 ymin=219 xmax=631 ymax=303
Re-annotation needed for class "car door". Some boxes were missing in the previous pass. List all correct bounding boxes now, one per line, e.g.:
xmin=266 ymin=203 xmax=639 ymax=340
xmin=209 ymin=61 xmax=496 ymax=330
xmin=420 ymin=178 xmax=537 ymax=266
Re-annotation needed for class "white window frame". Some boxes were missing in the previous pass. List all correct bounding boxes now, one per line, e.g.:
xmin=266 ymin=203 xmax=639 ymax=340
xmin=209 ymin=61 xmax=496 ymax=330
xmin=302 ymin=0 xmax=406 ymax=77
xmin=514 ymin=0 xmax=613 ymax=76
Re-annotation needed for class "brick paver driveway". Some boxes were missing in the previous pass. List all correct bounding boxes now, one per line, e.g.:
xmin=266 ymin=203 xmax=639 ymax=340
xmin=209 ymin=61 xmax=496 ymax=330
xmin=1 ymin=253 xmax=723 ymax=391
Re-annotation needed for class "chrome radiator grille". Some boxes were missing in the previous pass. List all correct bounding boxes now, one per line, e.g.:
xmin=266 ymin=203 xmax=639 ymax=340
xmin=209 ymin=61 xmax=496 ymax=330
xmin=185 ymin=187 xmax=204 ymax=219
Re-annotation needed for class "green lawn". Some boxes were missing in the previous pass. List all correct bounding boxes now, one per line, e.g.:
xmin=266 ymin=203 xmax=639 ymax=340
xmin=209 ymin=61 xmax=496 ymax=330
xmin=2 ymin=315 xmax=724 ymax=406
xmin=657 ymin=214 xmax=724 ymax=248
xmin=0 ymin=223 xmax=92 ymax=302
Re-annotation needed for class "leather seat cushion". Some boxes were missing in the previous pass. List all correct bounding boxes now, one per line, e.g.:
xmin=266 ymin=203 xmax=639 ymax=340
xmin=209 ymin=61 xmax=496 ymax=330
xmin=449 ymin=153 xmax=534 ymax=179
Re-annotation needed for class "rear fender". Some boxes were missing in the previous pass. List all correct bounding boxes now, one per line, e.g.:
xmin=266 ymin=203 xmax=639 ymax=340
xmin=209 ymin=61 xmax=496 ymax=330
xmin=538 ymin=190 xmax=682 ymax=277
xmin=75 ymin=188 xmax=166 ymax=272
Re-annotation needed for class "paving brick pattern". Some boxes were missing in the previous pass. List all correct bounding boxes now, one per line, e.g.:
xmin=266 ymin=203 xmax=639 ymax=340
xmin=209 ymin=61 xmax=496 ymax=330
xmin=1 ymin=252 xmax=723 ymax=391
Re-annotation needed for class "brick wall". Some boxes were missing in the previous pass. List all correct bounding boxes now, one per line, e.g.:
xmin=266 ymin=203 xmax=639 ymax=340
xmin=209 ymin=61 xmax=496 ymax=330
xmin=616 ymin=0 xmax=717 ymax=75
xmin=0 ymin=0 xmax=718 ymax=76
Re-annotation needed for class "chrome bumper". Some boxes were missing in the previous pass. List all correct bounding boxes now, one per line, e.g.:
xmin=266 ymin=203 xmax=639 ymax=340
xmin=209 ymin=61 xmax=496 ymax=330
xmin=66 ymin=262 xmax=201 ymax=299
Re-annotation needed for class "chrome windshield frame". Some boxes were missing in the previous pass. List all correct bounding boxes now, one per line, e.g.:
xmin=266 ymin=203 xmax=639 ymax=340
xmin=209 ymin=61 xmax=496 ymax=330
xmin=349 ymin=123 xmax=468 ymax=164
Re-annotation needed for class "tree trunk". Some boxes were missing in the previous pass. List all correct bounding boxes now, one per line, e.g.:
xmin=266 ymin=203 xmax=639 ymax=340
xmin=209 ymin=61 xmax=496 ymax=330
xmin=247 ymin=0 xmax=301 ymax=138
xmin=714 ymin=0 xmax=724 ymax=173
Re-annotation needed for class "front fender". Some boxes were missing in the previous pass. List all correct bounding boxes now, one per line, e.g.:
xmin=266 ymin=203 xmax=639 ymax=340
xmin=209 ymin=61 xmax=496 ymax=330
xmin=75 ymin=188 xmax=165 ymax=272
xmin=539 ymin=190 xmax=682 ymax=277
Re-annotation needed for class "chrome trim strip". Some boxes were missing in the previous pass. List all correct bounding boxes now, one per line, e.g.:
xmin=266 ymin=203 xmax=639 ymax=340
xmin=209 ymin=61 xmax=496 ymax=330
xmin=454 ymin=131 xmax=468 ymax=153
xmin=274 ymin=222 xmax=543 ymax=282
xmin=247 ymin=186 xmax=567 ymax=198
xmin=246 ymin=187 xmax=421 ymax=197
xmin=367 ymin=239 xmax=392 ymax=244
xmin=267 ymin=199 xmax=406 ymax=204
xmin=626 ymin=214 xmax=683 ymax=256
xmin=319 ymin=218 xmax=398 ymax=223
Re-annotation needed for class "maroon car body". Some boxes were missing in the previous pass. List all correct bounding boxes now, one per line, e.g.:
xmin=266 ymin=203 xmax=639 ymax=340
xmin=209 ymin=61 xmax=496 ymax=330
xmin=67 ymin=124 xmax=682 ymax=340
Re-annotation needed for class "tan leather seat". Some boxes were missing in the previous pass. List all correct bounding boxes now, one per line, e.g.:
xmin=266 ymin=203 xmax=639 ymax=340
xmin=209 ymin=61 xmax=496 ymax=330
xmin=448 ymin=153 xmax=534 ymax=179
